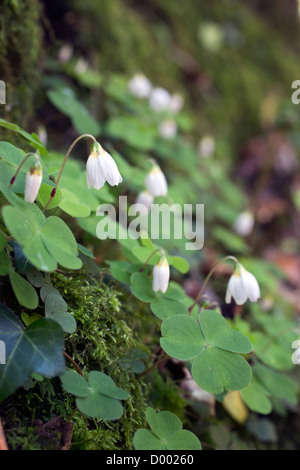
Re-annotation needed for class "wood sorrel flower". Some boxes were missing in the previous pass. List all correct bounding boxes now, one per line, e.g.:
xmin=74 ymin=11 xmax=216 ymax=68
xmin=145 ymin=164 xmax=168 ymax=197
xmin=135 ymin=190 xmax=154 ymax=213
xmin=128 ymin=73 xmax=152 ymax=99
xmin=225 ymin=263 xmax=260 ymax=305
xmin=86 ymin=142 xmax=122 ymax=190
xmin=24 ymin=161 xmax=42 ymax=203
xmin=153 ymin=256 xmax=170 ymax=294
xmin=233 ymin=211 xmax=254 ymax=237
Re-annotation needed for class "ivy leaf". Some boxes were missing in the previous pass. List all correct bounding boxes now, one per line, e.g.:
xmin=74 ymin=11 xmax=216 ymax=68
xmin=60 ymin=370 xmax=129 ymax=421
xmin=133 ymin=408 xmax=202 ymax=450
xmin=0 ymin=304 xmax=65 ymax=402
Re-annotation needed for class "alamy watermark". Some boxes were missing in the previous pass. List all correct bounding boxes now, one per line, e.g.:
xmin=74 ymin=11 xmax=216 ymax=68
xmin=95 ymin=197 xmax=204 ymax=251
xmin=291 ymin=340 xmax=300 ymax=365
xmin=0 ymin=80 xmax=6 ymax=105
xmin=0 ymin=340 xmax=6 ymax=365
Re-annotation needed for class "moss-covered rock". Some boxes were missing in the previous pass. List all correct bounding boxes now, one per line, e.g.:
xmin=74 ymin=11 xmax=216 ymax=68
xmin=0 ymin=0 xmax=42 ymax=128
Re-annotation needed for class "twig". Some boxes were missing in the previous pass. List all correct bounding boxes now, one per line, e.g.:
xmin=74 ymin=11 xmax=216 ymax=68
xmin=0 ymin=419 xmax=8 ymax=450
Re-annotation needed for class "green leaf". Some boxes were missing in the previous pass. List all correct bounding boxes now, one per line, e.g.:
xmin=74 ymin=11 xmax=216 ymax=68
xmin=0 ymin=231 xmax=6 ymax=251
xmin=105 ymin=116 xmax=156 ymax=151
xmin=133 ymin=408 xmax=202 ymax=450
xmin=77 ymin=243 xmax=95 ymax=259
xmin=39 ymin=216 xmax=82 ymax=270
xmin=160 ymin=312 xmax=252 ymax=394
xmin=192 ymin=347 xmax=252 ymax=394
xmin=240 ymin=377 xmax=272 ymax=415
xmin=40 ymin=284 xmax=61 ymax=302
xmin=199 ymin=310 xmax=252 ymax=354
xmin=60 ymin=370 xmax=129 ymax=420
xmin=0 ymin=304 xmax=65 ymax=402
xmin=167 ymin=256 xmax=190 ymax=274
xmin=59 ymin=188 xmax=91 ymax=218
xmin=130 ymin=271 xmax=156 ymax=303
xmin=146 ymin=407 xmax=182 ymax=440
xmin=87 ymin=371 xmax=129 ymax=400
xmin=3 ymin=204 xmax=82 ymax=272
xmin=9 ymin=270 xmax=39 ymax=310
xmin=161 ymin=315 xmax=206 ymax=360
xmin=47 ymin=88 xmax=101 ymax=135
xmin=107 ymin=260 xmax=132 ymax=284
xmin=25 ymin=269 xmax=44 ymax=288
xmin=150 ymin=297 xmax=188 ymax=320
xmin=45 ymin=293 xmax=76 ymax=334
xmin=0 ymin=250 xmax=10 ymax=275
xmin=36 ymin=183 xmax=63 ymax=210
xmin=45 ymin=293 xmax=68 ymax=315
xmin=253 ymin=363 xmax=298 ymax=404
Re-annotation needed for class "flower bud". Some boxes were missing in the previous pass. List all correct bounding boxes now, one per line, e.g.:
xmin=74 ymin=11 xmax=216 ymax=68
xmin=24 ymin=163 xmax=42 ymax=203
xmin=153 ymin=257 xmax=170 ymax=294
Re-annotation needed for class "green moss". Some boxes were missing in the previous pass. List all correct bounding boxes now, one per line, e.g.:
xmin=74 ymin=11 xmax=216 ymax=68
xmin=0 ymin=0 xmax=42 ymax=129
xmin=1 ymin=272 xmax=152 ymax=450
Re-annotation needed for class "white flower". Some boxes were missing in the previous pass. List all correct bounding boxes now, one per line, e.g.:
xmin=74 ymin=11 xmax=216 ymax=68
xmin=169 ymin=93 xmax=184 ymax=113
xmin=225 ymin=263 xmax=261 ymax=305
xmin=153 ymin=257 xmax=170 ymax=294
xmin=145 ymin=164 xmax=168 ymax=197
xmin=86 ymin=142 xmax=122 ymax=190
xmin=135 ymin=190 xmax=154 ymax=213
xmin=233 ymin=211 xmax=254 ymax=237
xmin=149 ymin=87 xmax=172 ymax=112
xmin=128 ymin=73 xmax=152 ymax=99
xmin=158 ymin=119 xmax=177 ymax=140
xmin=24 ymin=162 xmax=43 ymax=203
xmin=198 ymin=135 xmax=215 ymax=158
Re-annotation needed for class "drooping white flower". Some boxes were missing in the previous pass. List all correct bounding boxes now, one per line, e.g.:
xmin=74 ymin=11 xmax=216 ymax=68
xmin=24 ymin=162 xmax=43 ymax=203
xmin=128 ymin=73 xmax=152 ymax=99
xmin=169 ymin=93 xmax=184 ymax=114
xmin=135 ymin=190 xmax=154 ymax=213
xmin=86 ymin=142 xmax=122 ymax=190
xmin=225 ymin=263 xmax=260 ymax=305
xmin=153 ymin=256 xmax=170 ymax=294
xmin=158 ymin=119 xmax=177 ymax=140
xmin=233 ymin=211 xmax=255 ymax=237
xmin=149 ymin=87 xmax=172 ymax=112
xmin=198 ymin=135 xmax=215 ymax=158
xmin=145 ymin=164 xmax=168 ymax=197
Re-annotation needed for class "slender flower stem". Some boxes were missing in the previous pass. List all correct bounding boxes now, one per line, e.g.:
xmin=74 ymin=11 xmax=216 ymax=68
xmin=42 ymin=134 xmax=96 ymax=212
xmin=63 ymin=351 xmax=84 ymax=376
xmin=139 ymin=248 xmax=165 ymax=272
xmin=138 ymin=348 xmax=168 ymax=379
xmin=9 ymin=153 xmax=37 ymax=187
xmin=188 ymin=255 xmax=238 ymax=314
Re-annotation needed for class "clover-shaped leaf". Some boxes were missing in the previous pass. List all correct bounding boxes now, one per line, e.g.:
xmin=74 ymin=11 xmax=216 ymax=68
xmin=3 ymin=204 xmax=82 ymax=272
xmin=45 ymin=293 xmax=76 ymax=334
xmin=133 ymin=407 xmax=202 ymax=450
xmin=160 ymin=311 xmax=252 ymax=394
xmin=60 ymin=370 xmax=129 ymax=420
